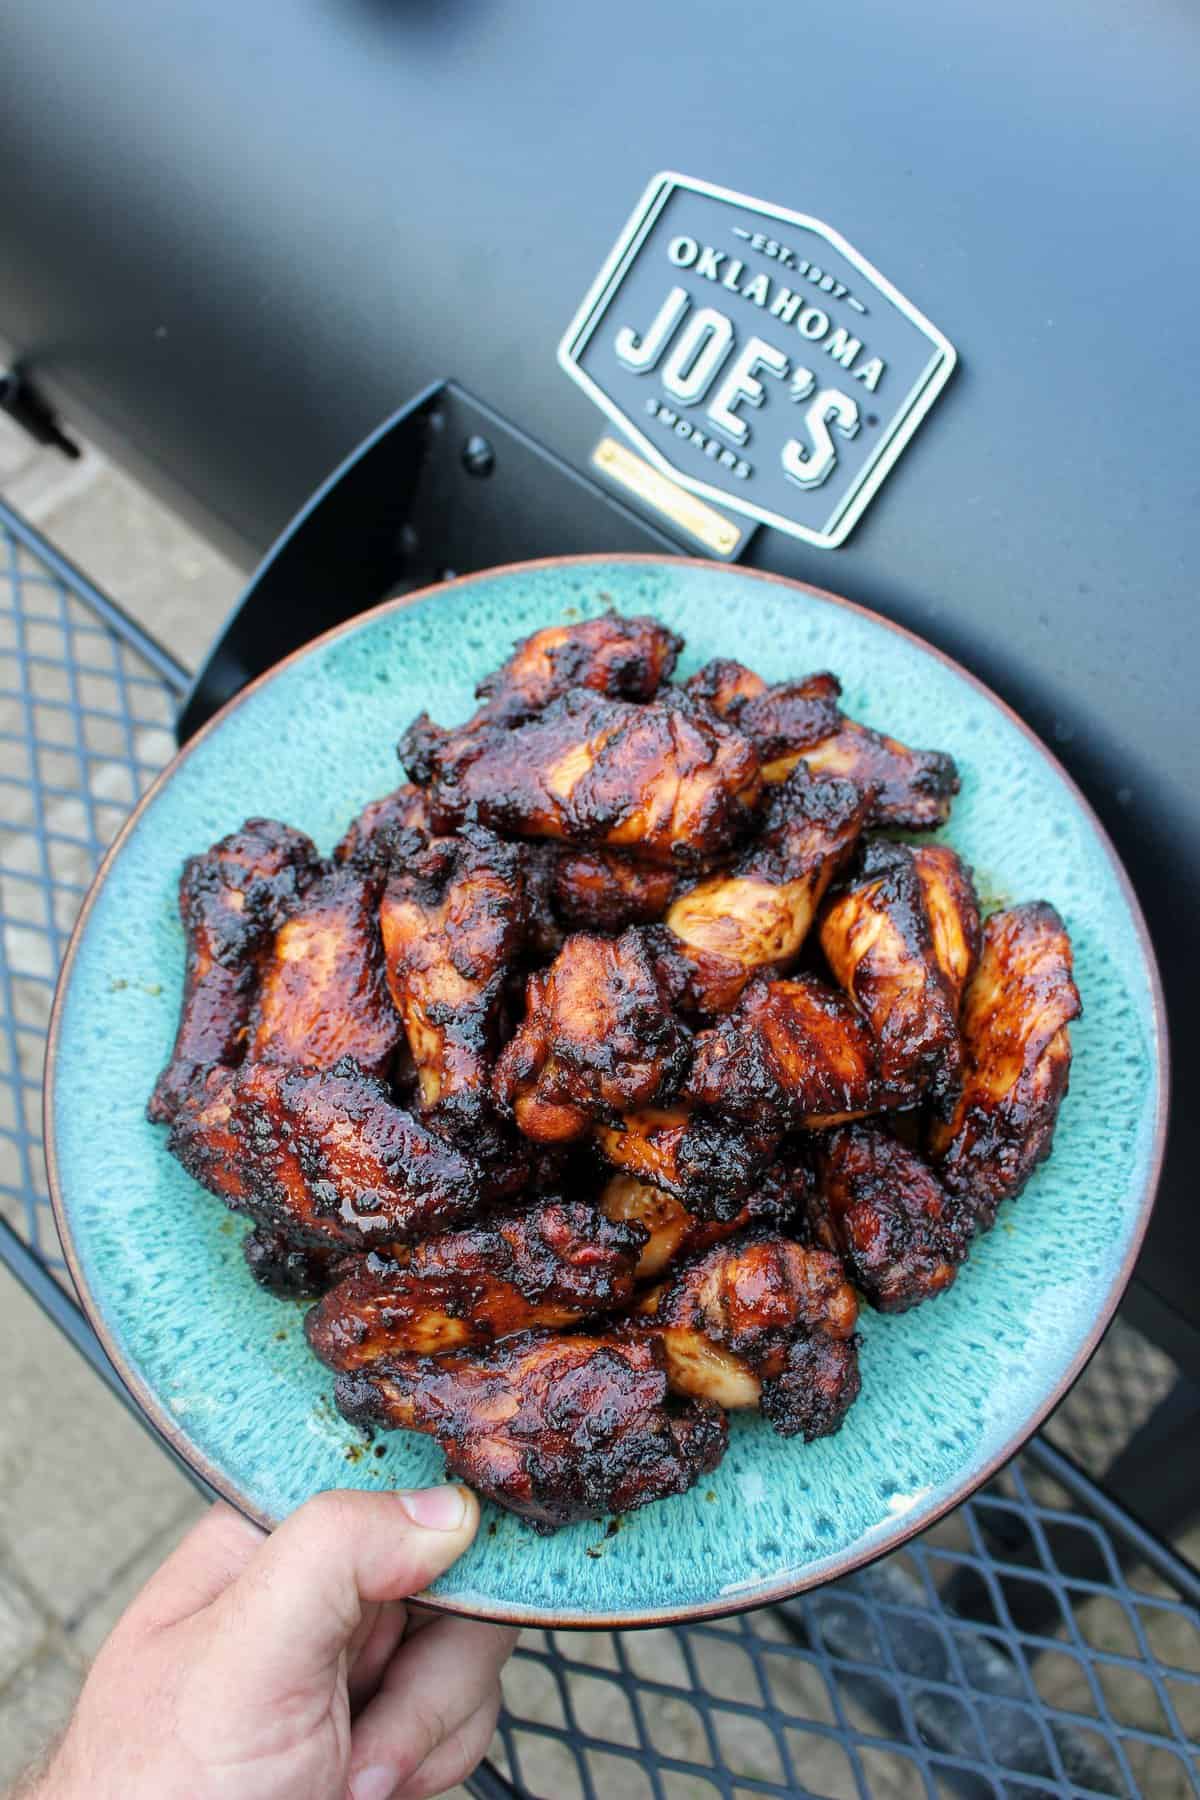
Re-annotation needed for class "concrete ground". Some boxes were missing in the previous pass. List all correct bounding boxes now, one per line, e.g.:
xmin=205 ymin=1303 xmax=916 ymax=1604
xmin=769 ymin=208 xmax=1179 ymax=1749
xmin=0 ymin=412 xmax=1195 ymax=1797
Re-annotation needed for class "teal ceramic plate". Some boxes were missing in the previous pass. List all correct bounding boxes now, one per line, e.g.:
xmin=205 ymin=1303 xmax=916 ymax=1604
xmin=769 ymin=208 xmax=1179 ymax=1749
xmin=47 ymin=556 xmax=1167 ymax=1628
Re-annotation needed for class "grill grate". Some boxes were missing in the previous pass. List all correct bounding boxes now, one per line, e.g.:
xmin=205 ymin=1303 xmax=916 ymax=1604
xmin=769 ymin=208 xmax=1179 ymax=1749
xmin=0 ymin=496 xmax=1196 ymax=1799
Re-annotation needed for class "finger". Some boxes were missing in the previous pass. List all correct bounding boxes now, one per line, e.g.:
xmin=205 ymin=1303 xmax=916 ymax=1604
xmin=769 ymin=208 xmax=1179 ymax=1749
xmin=394 ymin=1686 xmax=503 ymax=1800
xmin=348 ymin=1615 xmax=516 ymax=1798
xmin=119 ymin=1502 xmax=266 ymax=1634
xmin=349 ymin=1601 xmax=409 ymax=1714
xmin=206 ymin=1485 xmax=477 ymax=1701
xmin=400 ymin=1605 xmax=440 ymax=1639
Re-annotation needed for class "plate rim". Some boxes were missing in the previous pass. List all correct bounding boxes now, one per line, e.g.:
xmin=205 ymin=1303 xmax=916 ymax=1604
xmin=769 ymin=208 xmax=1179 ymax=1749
xmin=44 ymin=552 xmax=1171 ymax=1629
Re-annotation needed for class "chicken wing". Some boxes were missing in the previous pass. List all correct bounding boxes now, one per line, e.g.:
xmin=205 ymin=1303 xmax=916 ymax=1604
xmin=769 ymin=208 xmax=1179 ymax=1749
xmin=634 ymin=1232 xmax=861 ymax=1440
xmin=928 ymin=902 xmax=1080 ymax=1225
xmin=333 ymin=783 xmax=429 ymax=872
xmin=551 ymin=848 xmax=677 ymax=932
xmin=475 ymin=610 xmax=682 ymax=723
xmin=686 ymin=658 xmax=958 ymax=828
xmin=597 ymin=1160 xmax=805 ymax=1281
xmin=334 ymin=1328 xmax=728 ymax=1531
xmin=147 ymin=819 xmax=321 ymax=1122
xmin=408 ymin=688 xmax=761 ymax=868
xmin=658 ymin=768 xmax=872 ymax=1014
xmin=819 ymin=840 xmax=969 ymax=1114
xmin=684 ymin=976 xmax=885 ymax=1130
xmin=380 ymin=825 xmax=526 ymax=1156
xmin=686 ymin=660 xmax=844 ymax=763
xmin=593 ymin=1107 xmax=781 ymax=1219
xmin=167 ymin=1057 xmax=524 ymax=1250
xmin=493 ymin=929 xmax=691 ymax=1143
xmin=248 ymin=866 xmax=401 ymax=1079
xmin=810 ymin=1123 xmax=973 ymax=1312
xmin=800 ymin=723 xmax=959 ymax=830
xmin=911 ymin=844 xmax=983 ymax=1007
xmin=305 ymin=1196 xmax=646 ymax=1368
xmin=242 ymin=1224 xmax=352 ymax=1299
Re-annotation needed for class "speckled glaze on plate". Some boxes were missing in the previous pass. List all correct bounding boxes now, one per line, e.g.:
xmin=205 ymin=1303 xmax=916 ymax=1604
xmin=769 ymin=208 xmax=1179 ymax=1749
xmin=46 ymin=556 xmax=1167 ymax=1628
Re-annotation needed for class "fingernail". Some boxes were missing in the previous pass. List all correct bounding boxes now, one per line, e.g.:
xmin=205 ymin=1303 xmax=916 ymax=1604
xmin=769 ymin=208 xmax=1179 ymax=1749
xmin=396 ymin=1483 xmax=468 ymax=1532
xmin=349 ymin=1765 xmax=397 ymax=1800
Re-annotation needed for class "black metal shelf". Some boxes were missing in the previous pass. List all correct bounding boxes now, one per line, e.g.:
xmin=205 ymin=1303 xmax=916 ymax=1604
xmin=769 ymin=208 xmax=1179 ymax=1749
xmin=1 ymin=496 xmax=1196 ymax=1799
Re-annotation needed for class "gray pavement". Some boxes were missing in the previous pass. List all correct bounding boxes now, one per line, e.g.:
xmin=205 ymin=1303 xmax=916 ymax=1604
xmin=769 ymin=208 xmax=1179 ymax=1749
xmin=0 ymin=412 xmax=1195 ymax=1797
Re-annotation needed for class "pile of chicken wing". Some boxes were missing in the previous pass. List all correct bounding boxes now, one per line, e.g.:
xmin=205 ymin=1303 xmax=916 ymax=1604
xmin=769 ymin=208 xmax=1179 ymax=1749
xmin=149 ymin=610 xmax=1081 ymax=1532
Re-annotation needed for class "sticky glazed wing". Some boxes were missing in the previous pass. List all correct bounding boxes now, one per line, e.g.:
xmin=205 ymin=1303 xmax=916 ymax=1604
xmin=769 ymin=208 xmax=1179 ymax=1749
xmin=800 ymin=722 xmax=959 ymax=831
xmin=551 ymin=849 xmax=677 ymax=933
xmin=248 ymin=866 xmax=401 ymax=1080
xmin=410 ymin=688 xmax=762 ymax=869
xmin=168 ymin=1058 xmax=523 ymax=1250
xmin=635 ymin=1233 xmax=861 ymax=1441
xmin=685 ymin=976 xmax=885 ymax=1131
xmin=147 ymin=819 xmax=321 ymax=1122
xmin=380 ymin=825 xmax=526 ymax=1155
xmin=659 ymin=769 xmax=873 ymax=1014
xmin=928 ymin=903 xmax=1080 ymax=1226
xmin=594 ymin=1107 xmax=781 ymax=1219
xmin=819 ymin=840 xmax=970 ymax=1114
xmin=493 ymin=930 xmax=691 ymax=1143
xmin=306 ymin=1197 xmax=646 ymax=1369
xmin=475 ymin=610 xmax=683 ymax=723
xmin=333 ymin=784 xmax=429 ymax=872
xmin=810 ymin=1123 xmax=973 ymax=1312
xmin=242 ymin=1224 xmax=352 ymax=1300
xmin=598 ymin=1160 xmax=806 ymax=1281
xmin=686 ymin=658 xmax=958 ymax=828
xmin=515 ymin=846 xmax=674 ymax=948
xmin=335 ymin=1328 xmax=728 ymax=1532
xmin=911 ymin=844 xmax=983 ymax=1007
xmin=685 ymin=661 xmax=844 ymax=766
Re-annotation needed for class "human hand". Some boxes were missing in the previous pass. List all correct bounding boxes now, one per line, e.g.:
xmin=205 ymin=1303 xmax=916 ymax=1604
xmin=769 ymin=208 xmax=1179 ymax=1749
xmin=29 ymin=1486 xmax=515 ymax=1800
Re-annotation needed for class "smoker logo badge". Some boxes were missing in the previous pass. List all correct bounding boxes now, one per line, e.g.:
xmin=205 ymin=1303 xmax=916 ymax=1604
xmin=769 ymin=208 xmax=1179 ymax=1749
xmin=559 ymin=172 xmax=956 ymax=549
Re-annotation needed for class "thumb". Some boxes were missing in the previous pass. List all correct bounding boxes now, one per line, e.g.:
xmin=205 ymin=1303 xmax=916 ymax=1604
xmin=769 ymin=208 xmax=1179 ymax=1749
xmin=206 ymin=1485 xmax=478 ymax=1697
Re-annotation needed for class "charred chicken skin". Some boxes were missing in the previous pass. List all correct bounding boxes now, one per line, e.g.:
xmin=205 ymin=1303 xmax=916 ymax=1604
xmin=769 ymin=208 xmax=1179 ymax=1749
xmin=150 ymin=610 xmax=1082 ymax=1532
xmin=594 ymin=1107 xmax=782 ymax=1219
xmin=406 ymin=688 xmax=762 ymax=869
xmin=659 ymin=768 xmax=872 ymax=1014
xmin=598 ymin=1161 xmax=805 ymax=1281
xmin=332 ymin=783 xmax=429 ymax=872
xmin=493 ymin=929 xmax=691 ymax=1143
xmin=819 ymin=840 xmax=978 ymax=1115
xmin=334 ymin=1328 xmax=728 ymax=1532
xmin=685 ymin=976 xmax=887 ymax=1131
xmin=247 ymin=866 xmax=401 ymax=1080
xmin=168 ymin=1057 xmax=524 ymax=1250
xmin=686 ymin=659 xmax=958 ymax=828
xmin=380 ymin=824 xmax=526 ymax=1156
xmin=305 ymin=1196 xmax=646 ymax=1369
xmin=551 ymin=849 xmax=677 ymax=933
xmin=401 ymin=612 xmax=684 ymax=782
xmin=634 ymin=1232 xmax=861 ymax=1441
xmin=242 ymin=1224 xmax=351 ymax=1300
xmin=810 ymin=1123 xmax=973 ymax=1312
xmin=474 ymin=609 xmax=683 ymax=724
xmin=148 ymin=819 xmax=320 ymax=1123
xmin=928 ymin=902 xmax=1080 ymax=1225
xmin=911 ymin=844 xmax=983 ymax=1006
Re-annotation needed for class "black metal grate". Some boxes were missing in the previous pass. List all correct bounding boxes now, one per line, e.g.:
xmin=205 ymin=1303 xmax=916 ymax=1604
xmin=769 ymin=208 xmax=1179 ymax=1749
xmin=0 ymin=505 xmax=183 ymax=1268
xmin=493 ymin=1443 xmax=1200 ymax=1799
xmin=0 ymin=496 xmax=1196 ymax=1800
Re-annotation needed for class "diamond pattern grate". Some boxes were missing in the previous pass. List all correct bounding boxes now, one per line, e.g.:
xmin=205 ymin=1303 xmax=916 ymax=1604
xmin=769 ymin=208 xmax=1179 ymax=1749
xmin=0 ymin=495 xmax=1196 ymax=1799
